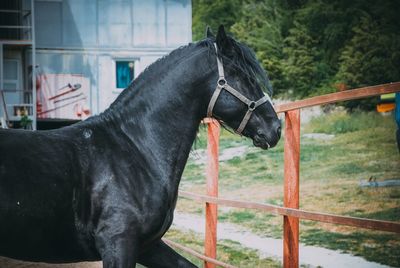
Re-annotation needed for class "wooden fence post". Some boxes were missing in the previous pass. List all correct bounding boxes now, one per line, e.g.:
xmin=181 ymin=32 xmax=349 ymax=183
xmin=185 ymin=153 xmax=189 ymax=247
xmin=283 ymin=110 xmax=300 ymax=268
xmin=205 ymin=119 xmax=220 ymax=268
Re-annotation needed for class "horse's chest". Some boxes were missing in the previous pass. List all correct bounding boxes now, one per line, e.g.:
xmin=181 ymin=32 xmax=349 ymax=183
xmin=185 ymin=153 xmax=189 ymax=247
xmin=159 ymin=207 xmax=174 ymax=232
xmin=140 ymin=207 xmax=174 ymax=246
xmin=141 ymin=194 xmax=174 ymax=231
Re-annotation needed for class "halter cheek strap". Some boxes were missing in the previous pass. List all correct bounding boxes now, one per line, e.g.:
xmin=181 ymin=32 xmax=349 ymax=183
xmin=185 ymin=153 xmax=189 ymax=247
xmin=207 ymin=43 xmax=272 ymax=135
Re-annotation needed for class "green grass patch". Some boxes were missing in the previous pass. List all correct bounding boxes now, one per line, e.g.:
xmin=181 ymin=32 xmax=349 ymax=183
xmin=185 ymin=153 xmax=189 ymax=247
xmin=300 ymin=229 xmax=400 ymax=267
xmin=218 ymin=209 xmax=283 ymax=238
xmin=228 ymin=210 xmax=256 ymax=222
xmin=304 ymin=111 xmax=395 ymax=134
xmin=333 ymin=163 xmax=364 ymax=175
xmin=349 ymin=207 xmax=400 ymax=221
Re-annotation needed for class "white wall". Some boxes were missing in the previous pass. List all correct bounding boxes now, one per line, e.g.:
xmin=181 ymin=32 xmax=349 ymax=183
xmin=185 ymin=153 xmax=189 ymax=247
xmin=35 ymin=0 xmax=192 ymax=49
xmin=33 ymin=0 xmax=192 ymax=116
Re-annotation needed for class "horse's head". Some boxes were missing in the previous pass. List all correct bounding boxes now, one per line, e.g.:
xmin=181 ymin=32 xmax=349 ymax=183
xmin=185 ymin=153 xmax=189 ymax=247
xmin=206 ymin=26 xmax=281 ymax=149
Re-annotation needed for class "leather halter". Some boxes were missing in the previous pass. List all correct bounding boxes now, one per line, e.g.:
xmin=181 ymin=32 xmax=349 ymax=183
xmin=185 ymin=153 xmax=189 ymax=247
xmin=207 ymin=43 xmax=272 ymax=134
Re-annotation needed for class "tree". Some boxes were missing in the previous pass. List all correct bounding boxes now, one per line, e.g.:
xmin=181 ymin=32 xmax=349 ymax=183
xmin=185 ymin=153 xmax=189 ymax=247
xmin=192 ymin=0 xmax=400 ymax=107
xmin=336 ymin=13 xmax=400 ymax=110
xmin=192 ymin=0 xmax=243 ymax=41
xmin=282 ymin=21 xmax=318 ymax=97
xmin=230 ymin=0 xmax=286 ymax=94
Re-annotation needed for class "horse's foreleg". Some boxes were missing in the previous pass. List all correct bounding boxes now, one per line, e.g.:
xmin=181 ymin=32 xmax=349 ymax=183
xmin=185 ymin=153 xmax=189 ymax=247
xmin=138 ymin=239 xmax=197 ymax=268
xmin=95 ymin=234 xmax=138 ymax=268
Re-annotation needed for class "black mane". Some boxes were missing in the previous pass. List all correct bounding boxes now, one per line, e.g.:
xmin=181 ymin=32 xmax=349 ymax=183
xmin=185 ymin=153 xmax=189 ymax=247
xmin=107 ymin=42 xmax=209 ymax=111
xmin=110 ymin=37 xmax=272 ymax=111
xmin=207 ymin=37 xmax=274 ymax=96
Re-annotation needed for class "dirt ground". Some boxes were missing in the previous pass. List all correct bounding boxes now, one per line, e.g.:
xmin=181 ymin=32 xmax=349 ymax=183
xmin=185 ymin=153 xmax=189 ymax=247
xmin=0 ymin=257 xmax=101 ymax=268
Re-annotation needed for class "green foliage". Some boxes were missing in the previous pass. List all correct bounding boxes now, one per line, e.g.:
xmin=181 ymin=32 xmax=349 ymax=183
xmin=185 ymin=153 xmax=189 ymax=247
xmin=230 ymin=1 xmax=283 ymax=55
xmin=230 ymin=0 xmax=286 ymax=93
xmin=282 ymin=21 xmax=318 ymax=97
xmin=336 ymin=12 xmax=400 ymax=110
xmin=192 ymin=0 xmax=243 ymax=41
xmin=20 ymin=114 xmax=32 ymax=129
xmin=192 ymin=0 xmax=400 ymax=109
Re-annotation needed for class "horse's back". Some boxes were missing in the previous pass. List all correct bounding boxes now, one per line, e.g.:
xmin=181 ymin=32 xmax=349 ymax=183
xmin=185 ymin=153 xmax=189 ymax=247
xmin=0 ymin=128 xmax=97 ymax=262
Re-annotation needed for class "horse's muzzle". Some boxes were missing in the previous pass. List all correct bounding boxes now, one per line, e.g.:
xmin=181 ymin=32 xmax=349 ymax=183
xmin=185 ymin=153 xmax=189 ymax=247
xmin=253 ymin=121 xmax=281 ymax=150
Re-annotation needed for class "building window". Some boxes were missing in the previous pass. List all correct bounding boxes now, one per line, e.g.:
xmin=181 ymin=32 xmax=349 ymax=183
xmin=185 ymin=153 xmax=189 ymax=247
xmin=116 ymin=61 xmax=135 ymax=89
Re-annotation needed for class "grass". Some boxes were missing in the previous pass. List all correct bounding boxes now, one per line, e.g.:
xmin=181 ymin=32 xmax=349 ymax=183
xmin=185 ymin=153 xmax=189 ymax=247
xmin=304 ymin=110 xmax=391 ymax=134
xmin=301 ymin=229 xmax=400 ymax=267
xmin=172 ymin=109 xmax=400 ymax=267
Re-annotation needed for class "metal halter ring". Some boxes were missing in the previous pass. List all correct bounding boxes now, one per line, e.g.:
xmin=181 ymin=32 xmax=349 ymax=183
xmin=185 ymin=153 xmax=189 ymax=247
xmin=218 ymin=78 xmax=226 ymax=87
xmin=248 ymin=101 xmax=256 ymax=111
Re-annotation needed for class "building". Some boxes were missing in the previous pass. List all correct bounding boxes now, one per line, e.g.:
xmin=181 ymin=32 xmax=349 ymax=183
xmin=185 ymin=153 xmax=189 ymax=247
xmin=0 ymin=0 xmax=192 ymax=129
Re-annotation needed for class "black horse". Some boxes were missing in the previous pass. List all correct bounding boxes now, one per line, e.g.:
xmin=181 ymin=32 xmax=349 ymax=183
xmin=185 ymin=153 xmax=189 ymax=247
xmin=0 ymin=26 xmax=281 ymax=267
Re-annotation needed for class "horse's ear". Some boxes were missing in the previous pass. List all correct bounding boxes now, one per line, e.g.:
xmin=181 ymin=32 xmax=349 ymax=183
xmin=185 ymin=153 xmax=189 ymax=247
xmin=206 ymin=26 xmax=215 ymax=38
xmin=216 ymin=25 xmax=232 ymax=51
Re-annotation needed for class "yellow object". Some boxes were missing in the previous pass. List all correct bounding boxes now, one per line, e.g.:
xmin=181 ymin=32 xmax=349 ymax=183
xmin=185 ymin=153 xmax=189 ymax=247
xmin=377 ymin=103 xmax=395 ymax=113
xmin=381 ymin=93 xmax=395 ymax=101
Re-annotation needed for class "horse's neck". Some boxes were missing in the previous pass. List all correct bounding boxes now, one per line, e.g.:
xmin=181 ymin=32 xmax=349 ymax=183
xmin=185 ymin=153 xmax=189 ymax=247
xmin=101 ymin=47 xmax=215 ymax=188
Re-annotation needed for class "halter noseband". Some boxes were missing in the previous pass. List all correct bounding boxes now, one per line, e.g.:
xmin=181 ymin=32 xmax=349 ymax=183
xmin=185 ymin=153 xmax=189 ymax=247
xmin=207 ymin=43 xmax=273 ymax=135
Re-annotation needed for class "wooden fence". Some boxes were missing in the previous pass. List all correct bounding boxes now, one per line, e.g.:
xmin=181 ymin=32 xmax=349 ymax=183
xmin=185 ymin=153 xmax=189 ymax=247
xmin=164 ymin=82 xmax=400 ymax=268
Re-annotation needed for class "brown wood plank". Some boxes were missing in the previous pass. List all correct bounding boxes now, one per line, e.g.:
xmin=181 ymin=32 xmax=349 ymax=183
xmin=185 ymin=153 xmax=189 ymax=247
xmin=275 ymin=82 xmax=400 ymax=113
xmin=205 ymin=121 xmax=220 ymax=268
xmin=178 ymin=191 xmax=400 ymax=233
xmin=283 ymin=110 xmax=300 ymax=268
xmin=163 ymin=238 xmax=237 ymax=268
xmin=179 ymin=191 xmax=282 ymax=213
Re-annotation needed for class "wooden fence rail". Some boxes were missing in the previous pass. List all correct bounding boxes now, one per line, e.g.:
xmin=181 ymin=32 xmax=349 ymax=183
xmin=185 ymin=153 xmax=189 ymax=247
xmin=167 ymin=82 xmax=400 ymax=267
xmin=179 ymin=191 xmax=400 ymax=233
xmin=163 ymin=238 xmax=237 ymax=268
xmin=275 ymin=82 xmax=400 ymax=113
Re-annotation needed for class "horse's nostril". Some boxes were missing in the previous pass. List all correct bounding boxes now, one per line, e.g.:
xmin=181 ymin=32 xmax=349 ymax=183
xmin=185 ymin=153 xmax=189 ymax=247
xmin=277 ymin=126 xmax=281 ymax=138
